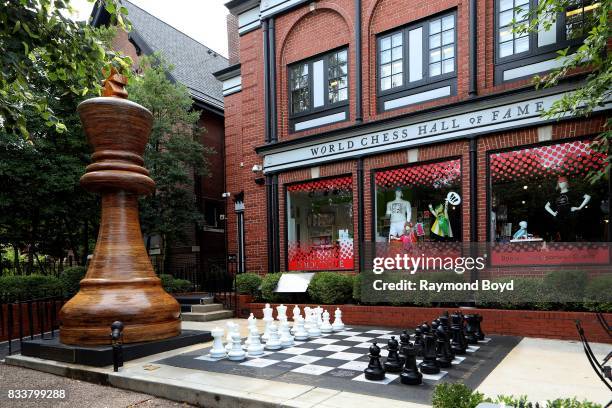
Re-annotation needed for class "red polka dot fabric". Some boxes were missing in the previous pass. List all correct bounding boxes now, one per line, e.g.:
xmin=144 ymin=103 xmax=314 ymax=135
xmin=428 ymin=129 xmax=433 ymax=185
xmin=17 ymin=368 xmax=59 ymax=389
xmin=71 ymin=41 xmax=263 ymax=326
xmin=375 ymin=159 xmax=461 ymax=189
xmin=287 ymin=176 xmax=352 ymax=192
xmin=490 ymin=140 xmax=606 ymax=183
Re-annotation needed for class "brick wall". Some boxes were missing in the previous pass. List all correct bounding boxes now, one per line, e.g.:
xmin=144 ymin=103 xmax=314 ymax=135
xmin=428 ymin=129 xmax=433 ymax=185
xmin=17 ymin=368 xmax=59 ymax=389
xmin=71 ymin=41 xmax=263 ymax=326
xmin=227 ymin=13 xmax=240 ymax=65
xmin=222 ymin=1 xmax=608 ymax=275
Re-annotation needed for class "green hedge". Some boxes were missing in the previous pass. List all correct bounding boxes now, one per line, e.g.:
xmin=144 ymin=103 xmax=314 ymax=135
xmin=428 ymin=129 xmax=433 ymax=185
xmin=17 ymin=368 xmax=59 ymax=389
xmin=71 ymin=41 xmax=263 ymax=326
xmin=0 ymin=274 xmax=64 ymax=302
xmin=59 ymin=266 xmax=87 ymax=298
xmin=431 ymin=383 xmax=602 ymax=408
xmin=235 ymin=273 xmax=262 ymax=296
xmin=159 ymin=274 xmax=192 ymax=293
xmin=308 ymin=272 xmax=353 ymax=304
xmin=583 ymin=275 xmax=612 ymax=312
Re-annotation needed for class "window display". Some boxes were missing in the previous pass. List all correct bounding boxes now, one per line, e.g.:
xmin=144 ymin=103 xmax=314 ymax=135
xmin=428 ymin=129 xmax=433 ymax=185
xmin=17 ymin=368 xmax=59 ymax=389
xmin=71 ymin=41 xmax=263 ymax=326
xmin=287 ymin=177 xmax=354 ymax=271
xmin=374 ymin=159 xmax=462 ymax=243
xmin=489 ymin=139 xmax=608 ymax=242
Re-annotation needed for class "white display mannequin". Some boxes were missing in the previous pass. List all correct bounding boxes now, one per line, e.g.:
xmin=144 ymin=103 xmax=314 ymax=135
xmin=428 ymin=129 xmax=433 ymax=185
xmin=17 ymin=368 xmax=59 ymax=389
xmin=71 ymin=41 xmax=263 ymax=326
xmin=386 ymin=189 xmax=412 ymax=239
xmin=544 ymin=177 xmax=590 ymax=241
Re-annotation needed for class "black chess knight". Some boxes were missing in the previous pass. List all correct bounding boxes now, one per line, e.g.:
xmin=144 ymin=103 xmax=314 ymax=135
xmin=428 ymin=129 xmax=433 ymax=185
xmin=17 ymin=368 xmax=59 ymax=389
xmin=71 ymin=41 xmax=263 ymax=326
xmin=400 ymin=343 xmax=423 ymax=385
xmin=384 ymin=336 xmax=403 ymax=373
xmin=435 ymin=322 xmax=454 ymax=368
xmin=465 ymin=314 xmax=480 ymax=344
xmin=419 ymin=332 xmax=440 ymax=374
xmin=364 ymin=341 xmax=386 ymax=381
xmin=450 ymin=311 xmax=468 ymax=355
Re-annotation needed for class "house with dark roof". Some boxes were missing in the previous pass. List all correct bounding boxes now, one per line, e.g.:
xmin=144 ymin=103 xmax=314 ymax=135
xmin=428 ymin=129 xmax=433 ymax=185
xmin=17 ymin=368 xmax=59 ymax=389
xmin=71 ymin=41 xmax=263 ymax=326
xmin=91 ymin=1 xmax=229 ymax=283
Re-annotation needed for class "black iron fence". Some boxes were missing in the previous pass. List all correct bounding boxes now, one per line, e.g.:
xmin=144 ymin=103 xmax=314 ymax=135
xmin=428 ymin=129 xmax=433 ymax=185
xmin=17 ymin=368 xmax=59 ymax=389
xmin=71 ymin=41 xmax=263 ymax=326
xmin=0 ymin=294 xmax=67 ymax=357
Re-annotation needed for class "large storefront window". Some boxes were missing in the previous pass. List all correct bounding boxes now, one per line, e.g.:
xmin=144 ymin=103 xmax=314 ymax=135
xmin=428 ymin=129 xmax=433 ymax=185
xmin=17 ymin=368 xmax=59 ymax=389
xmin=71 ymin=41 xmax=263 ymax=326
xmin=490 ymin=139 xmax=608 ymax=243
xmin=287 ymin=177 xmax=354 ymax=271
xmin=374 ymin=159 xmax=462 ymax=243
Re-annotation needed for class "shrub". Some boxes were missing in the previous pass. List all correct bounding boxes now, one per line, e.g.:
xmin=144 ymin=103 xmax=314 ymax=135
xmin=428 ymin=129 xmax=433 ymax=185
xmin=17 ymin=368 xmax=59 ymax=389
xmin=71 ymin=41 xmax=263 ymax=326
xmin=0 ymin=274 xmax=63 ymax=302
xmin=59 ymin=266 xmax=87 ymax=297
xmin=171 ymin=278 xmax=192 ymax=293
xmin=308 ymin=272 xmax=353 ymax=304
xmin=475 ymin=277 xmax=548 ymax=310
xmin=583 ymin=275 xmax=612 ymax=312
xmin=542 ymin=270 xmax=588 ymax=305
xmin=260 ymin=273 xmax=286 ymax=303
xmin=159 ymin=274 xmax=175 ymax=292
xmin=235 ymin=273 xmax=262 ymax=296
xmin=431 ymin=383 xmax=487 ymax=408
xmin=352 ymin=273 xmax=362 ymax=303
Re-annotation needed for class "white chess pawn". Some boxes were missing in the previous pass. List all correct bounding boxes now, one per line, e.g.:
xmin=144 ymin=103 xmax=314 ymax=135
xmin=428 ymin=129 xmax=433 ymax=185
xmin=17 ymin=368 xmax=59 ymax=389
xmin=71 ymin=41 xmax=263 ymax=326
xmin=320 ymin=309 xmax=333 ymax=333
xmin=227 ymin=332 xmax=246 ymax=361
xmin=276 ymin=304 xmax=287 ymax=321
xmin=307 ymin=310 xmax=322 ymax=337
xmin=332 ymin=307 xmax=345 ymax=331
xmin=292 ymin=305 xmax=301 ymax=321
xmin=246 ymin=326 xmax=264 ymax=357
xmin=293 ymin=316 xmax=309 ymax=341
xmin=209 ymin=327 xmax=226 ymax=358
xmin=265 ymin=324 xmax=282 ymax=350
xmin=279 ymin=320 xmax=294 ymax=347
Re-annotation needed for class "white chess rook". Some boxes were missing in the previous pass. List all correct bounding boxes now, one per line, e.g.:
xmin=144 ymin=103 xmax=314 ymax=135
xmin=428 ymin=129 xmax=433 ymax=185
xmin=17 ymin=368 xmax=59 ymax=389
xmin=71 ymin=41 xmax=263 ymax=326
xmin=209 ymin=327 xmax=226 ymax=358
xmin=227 ymin=332 xmax=246 ymax=361
xmin=293 ymin=316 xmax=309 ymax=341
xmin=307 ymin=309 xmax=322 ymax=337
xmin=246 ymin=326 xmax=264 ymax=357
xmin=332 ymin=307 xmax=345 ymax=331
xmin=265 ymin=324 xmax=282 ymax=350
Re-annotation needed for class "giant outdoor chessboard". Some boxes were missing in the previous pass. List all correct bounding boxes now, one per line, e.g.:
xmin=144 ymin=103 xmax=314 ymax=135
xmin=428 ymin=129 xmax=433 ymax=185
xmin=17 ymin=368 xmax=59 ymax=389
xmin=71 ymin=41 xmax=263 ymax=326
xmin=154 ymin=325 xmax=520 ymax=403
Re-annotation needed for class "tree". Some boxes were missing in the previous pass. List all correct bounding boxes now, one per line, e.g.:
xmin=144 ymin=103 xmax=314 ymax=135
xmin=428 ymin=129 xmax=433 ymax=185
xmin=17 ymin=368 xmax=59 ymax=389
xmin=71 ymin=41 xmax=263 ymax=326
xmin=0 ymin=0 xmax=130 ymax=138
xmin=519 ymin=0 xmax=611 ymax=180
xmin=127 ymin=55 xmax=214 ymax=272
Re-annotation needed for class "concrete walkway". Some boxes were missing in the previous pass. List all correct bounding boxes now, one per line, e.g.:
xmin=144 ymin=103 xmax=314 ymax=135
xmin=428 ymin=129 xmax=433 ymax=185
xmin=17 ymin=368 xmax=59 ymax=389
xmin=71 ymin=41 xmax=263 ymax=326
xmin=5 ymin=318 xmax=611 ymax=407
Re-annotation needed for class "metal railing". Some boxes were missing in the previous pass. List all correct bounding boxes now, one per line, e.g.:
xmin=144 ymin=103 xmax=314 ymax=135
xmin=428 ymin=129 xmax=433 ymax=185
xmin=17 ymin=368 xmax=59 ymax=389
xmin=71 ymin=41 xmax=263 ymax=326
xmin=0 ymin=294 xmax=67 ymax=357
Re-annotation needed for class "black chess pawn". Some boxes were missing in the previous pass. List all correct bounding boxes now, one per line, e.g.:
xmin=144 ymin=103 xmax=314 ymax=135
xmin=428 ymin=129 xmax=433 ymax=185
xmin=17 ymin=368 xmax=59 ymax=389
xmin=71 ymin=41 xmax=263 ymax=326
xmin=450 ymin=312 xmax=467 ymax=355
xmin=400 ymin=343 xmax=423 ymax=385
xmin=419 ymin=332 xmax=440 ymax=375
xmin=435 ymin=323 xmax=454 ymax=368
xmin=475 ymin=314 xmax=485 ymax=341
xmin=413 ymin=327 xmax=424 ymax=357
xmin=398 ymin=330 xmax=410 ymax=365
xmin=464 ymin=314 xmax=479 ymax=344
xmin=384 ymin=336 xmax=402 ymax=373
xmin=364 ymin=341 xmax=386 ymax=381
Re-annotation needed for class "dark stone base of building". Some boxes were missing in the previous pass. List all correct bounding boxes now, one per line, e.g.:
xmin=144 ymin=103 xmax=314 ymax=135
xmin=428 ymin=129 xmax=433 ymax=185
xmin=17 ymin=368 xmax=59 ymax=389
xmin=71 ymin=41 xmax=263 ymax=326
xmin=21 ymin=330 xmax=212 ymax=367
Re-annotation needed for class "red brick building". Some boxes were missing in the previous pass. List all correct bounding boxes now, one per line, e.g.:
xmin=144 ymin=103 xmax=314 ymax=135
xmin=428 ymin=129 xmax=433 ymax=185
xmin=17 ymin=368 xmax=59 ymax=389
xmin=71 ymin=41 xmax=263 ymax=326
xmin=216 ymin=0 xmax=610 ymax=276
xmin=92 ymin=1 xmax=229 ymax=279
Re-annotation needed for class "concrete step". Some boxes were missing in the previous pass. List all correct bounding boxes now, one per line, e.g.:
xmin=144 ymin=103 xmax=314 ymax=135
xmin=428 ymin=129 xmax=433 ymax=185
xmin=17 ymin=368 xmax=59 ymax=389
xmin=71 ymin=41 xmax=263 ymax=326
xmin=174 ymin=294 xmax=214 ymax=305
xmin=191 ymin=303 xmax=224 ymax=313
xmin=181 ymin=309 xmax=234 ymax=322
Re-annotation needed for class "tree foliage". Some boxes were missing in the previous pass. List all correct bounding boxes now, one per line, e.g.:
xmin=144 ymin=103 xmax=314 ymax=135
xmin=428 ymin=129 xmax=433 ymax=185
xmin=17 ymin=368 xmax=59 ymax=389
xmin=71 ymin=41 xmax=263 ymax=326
xmin=0 ymin=0 xmax=130 ymax=137
xmin=518 ymin=0 xmax=611 ymax=180
xmin=127 ymin=55 xmax=214 ymax=266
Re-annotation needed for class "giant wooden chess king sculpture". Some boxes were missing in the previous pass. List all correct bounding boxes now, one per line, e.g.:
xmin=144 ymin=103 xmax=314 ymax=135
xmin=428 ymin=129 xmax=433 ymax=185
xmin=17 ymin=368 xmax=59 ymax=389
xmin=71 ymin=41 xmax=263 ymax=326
xmin=59 ymin=70 xmax=181 ymax=345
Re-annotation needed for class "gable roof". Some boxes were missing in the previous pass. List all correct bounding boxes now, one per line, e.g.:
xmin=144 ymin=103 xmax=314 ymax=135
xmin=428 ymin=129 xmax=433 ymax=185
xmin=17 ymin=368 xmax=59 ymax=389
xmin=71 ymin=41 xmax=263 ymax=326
xmin=93 ymin=1 xmax=228 ymax=112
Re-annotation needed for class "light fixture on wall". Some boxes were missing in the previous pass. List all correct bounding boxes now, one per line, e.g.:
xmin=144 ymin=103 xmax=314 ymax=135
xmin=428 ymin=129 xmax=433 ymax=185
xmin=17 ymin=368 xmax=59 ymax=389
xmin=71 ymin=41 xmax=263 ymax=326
xmin=252 ymin=164 xmax=263 ymax=173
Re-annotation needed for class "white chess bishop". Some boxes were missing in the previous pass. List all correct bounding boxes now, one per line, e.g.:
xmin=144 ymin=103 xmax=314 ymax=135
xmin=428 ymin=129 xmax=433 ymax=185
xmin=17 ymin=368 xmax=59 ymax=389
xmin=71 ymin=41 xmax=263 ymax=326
xmin=246 ymin=326 xmax=264 ymax=357
xmin=227 ymin=332 xmax=246 ymax=361
xmin=279 ymin=320 xmax=294 ymax=347
xmin=209 ymin=327 xmax=226 ymax=358
xmin=332 ymin=307 xmax=345 ymax=331
xmin=225 ymin=321 xmax=239 ymax=352
xmin=320 ymin=309 xmax=333 ymax=333
xmin=292 ymin=305 xmax=301 ymax=321
xmin=244 ymin=313 xmax=257 ymax=348
xmin=262 ymin=303 xmax=274 ymax=342
xmin=265 ymin=323 xmax=282 ymax=350
xmin=303 ymin=306 xmax=312 ymax=330
xmin=276 ymin=304 xmax=287 ymax=321
xmin=293 ymin=315 xmax=309 ymax=341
